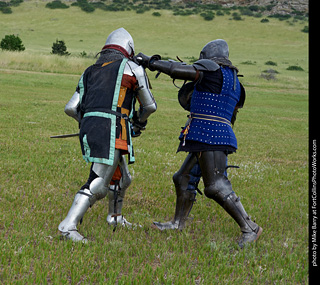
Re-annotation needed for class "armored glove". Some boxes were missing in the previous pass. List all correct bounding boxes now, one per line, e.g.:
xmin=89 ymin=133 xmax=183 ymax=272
xmin=131 ymin=111 xmax=147 ymax=137
xmin=134 ymin=52 xmax=161 ymax=71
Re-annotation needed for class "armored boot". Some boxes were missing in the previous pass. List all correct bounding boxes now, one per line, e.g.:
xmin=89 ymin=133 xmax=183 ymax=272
xmin=106 ymin=184 xmax=132 ymax=228
xmin=223 ymin=193 xmax=262 ymax=248
xmin=58 ymin=190 xmax=92 ymax=243
xmin=153 ymin=174 xmax=196 ymax=231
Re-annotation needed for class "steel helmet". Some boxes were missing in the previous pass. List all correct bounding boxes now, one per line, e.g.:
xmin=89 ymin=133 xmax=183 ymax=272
xmin=101 ymin=27 xmax=135 ymax=58
xmin=199 ymin=39 xmax=229 ymax=60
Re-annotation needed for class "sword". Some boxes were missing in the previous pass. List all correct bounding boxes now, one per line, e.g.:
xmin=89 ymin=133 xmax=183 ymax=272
xmin=50 ymin=133 xmax=79 ymax=139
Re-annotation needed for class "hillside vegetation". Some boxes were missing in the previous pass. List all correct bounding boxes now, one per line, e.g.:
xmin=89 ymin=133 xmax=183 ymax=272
xmin=0 ymin=1 xmax=308 ymax=73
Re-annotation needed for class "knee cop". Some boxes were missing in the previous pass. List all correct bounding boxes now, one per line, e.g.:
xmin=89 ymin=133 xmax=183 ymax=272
xmin=204 ymin=173 xmax=233 ymax=206
xmin=78 ymin=163 xmax=111 ymax=206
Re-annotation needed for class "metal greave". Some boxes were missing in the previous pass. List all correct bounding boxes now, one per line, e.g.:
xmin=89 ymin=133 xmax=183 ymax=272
xmin=153 ymin=153 xmax=198 ymax=230
xmin=223 ymin=192 xmax=259 ymax=234
xmin=172 ymin=174 xmax=196 ymax=230
xmin=107 ymin=184 xmax=125 ymax=225
xmin=172 ymin=153 xmax=198 ymax=229
xmin=59 ymin=150 xmax=122 ymax=234
xmin=106 ymin=155 xmax=132 ymax=225
xmin=58 ymin=191 xmax=91 ymax=233
xmin=198 ymin=151 xmax=259 ymax=234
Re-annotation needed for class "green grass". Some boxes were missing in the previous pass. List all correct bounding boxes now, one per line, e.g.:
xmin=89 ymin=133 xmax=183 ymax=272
xmin=0 ymin=1 xmax=308 ymax=283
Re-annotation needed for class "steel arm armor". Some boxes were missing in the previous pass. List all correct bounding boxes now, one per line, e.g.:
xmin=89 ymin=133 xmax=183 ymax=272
xmin=135 ymin=53 xmax=221 ymax=82
xmin=126 ymin=61 xmax=157 ymax=122
xmin=148 ymin=58 xmax=221 ymax=82
xmin=149 ymin=60 xmax=199 ymax=81
xmin=65 ymin=91 xmax=80 ymax=122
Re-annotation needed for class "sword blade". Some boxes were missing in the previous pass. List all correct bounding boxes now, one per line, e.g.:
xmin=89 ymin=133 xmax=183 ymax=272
xmin=50 ymin=133 xmax=79 ymax=139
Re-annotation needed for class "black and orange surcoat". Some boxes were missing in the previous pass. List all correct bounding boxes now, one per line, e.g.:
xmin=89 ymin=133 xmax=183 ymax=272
xmin=78 ymin=58 xmax=137 ymax=165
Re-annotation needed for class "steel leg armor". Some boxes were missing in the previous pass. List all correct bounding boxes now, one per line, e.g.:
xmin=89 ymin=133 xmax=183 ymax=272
xmin=58 ymin=150 xmax=122 ymax=242
xmin=106 ymin=156 xmax=133 ymax=227
xmin=198 ymin=151 xmax=262 ymax=247
xmin=58 ymin=192 xmax=91 ymax=243
xmin=153 ymin=153 xmax=198 ymax=230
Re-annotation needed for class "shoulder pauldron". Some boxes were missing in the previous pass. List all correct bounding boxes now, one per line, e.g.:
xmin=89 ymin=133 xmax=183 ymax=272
xmin=192 ymin=59 xmax=220 ymax=72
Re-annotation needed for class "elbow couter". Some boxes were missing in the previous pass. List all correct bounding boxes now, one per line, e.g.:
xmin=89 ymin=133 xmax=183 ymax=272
xmin=146 ymin=102 xmax=157 ymax=114
xmin=64 ymin=91 xmax=80 ymax=121
xmin=138 ymin=102 xmax=157 ymax=122
xmin=64 ymin=106 xmax=76 ymax=118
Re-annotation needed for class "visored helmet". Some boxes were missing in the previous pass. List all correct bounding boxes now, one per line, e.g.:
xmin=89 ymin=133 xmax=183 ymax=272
xmin=199 ymin=39 xmax=229 ymax=60
xmin=101 ymin=27 xmax=135 ymax=58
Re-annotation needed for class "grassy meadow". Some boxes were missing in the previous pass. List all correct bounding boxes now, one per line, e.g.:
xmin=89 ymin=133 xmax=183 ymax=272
xmin=0 ymin=1 xmax=309 ymax=283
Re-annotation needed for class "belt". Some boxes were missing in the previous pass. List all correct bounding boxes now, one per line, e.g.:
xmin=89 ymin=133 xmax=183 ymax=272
xmin=84 ymin=108 xmax=129 ymax=120
xmin=191 ymin=113 xmax=231 ymax=127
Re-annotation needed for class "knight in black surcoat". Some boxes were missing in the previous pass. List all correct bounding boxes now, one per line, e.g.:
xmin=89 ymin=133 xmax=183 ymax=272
xmin=137 ymin=39 xmax=262 ymax=248
xmin=58 ymin=28 xmax=157 ymax=242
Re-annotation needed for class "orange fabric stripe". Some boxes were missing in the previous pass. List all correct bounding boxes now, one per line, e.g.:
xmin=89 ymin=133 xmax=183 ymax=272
xmin=101 ymin=61 xmax=114 ymax=67
xmin=110 ymin=166 xmax=122 ymax=185
xmin=117 ymin=86 xmax=130 ymax=141
xmin=115 ymin=138 xmax=128 ymax=151
xmin=117 ymin=86 xmax=127 ymax=107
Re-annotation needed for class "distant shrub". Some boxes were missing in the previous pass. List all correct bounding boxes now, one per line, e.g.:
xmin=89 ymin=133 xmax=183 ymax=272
xmin=100 ymin=3 xmax=126 ymax=12
xmin=91 ymin=1 xmax=107 ymax=10
xmin=136 ymin=8 xmax=145 ymax=14
xmin=287 ymin=65 xmax=304 ymax=71
xmin=202 ymin=4 xmax=222 ymax=10
xmin=46 ymin=1 xmax=69 ymax=9
xmin=134 ymin=4 xmax=150 ymax=14
xmin=253 ymin=13 xmax=262 ymax=18
xmin=232 ymin=12 xmax=242 ymax=21
xmin=0 ymin=6 xmax=12 ymax=14
xmin=261 ymin=18 xmax=269 ymax=23
xmin=269 ymin=14 xmax=291 ymax=21
xmin=79 ymin=51 xmax=87 ymax=57
xmin=72 ymin=0 xmax=95 ymax=13
xmin=216 ymin=10 xmax=224 ymax=16
xmin=81 ymin=5 xmax=95 ymax=13
xmin=78 ymin=51 xmax=95 ymax=58
xmin=266 ymin=4 xmax=276 ymax=11
xmin=200 ymin=11 xmax=215 ymax=21
xmin=51 ymin=39 xmax=70 ymax=56
xmin=248 ymin=5 xmax=260 ymax=12
xmin=0 ymin=0 xmax=23 ymax=14
xmin=173 ymin=8 xmax=194 ymax=16
xmin=301 ymin=26 xmax=308 ymax=33
xmin=0 ymin=34 xmax=25 ymax=51
xmin=241 ymin=60 xmax=256 ymax=65
xmin=152 ymin=12 xmax=161 ymax=17
xmin=10 ymin=0 xmax=23 ymax=6
xmin=240 ymin=8 xmax=254 ymax=16
xmin=265 ymin=61 xmax=277 ymax=66
xmin=0 ymin=1 xmax=12 ymax=14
